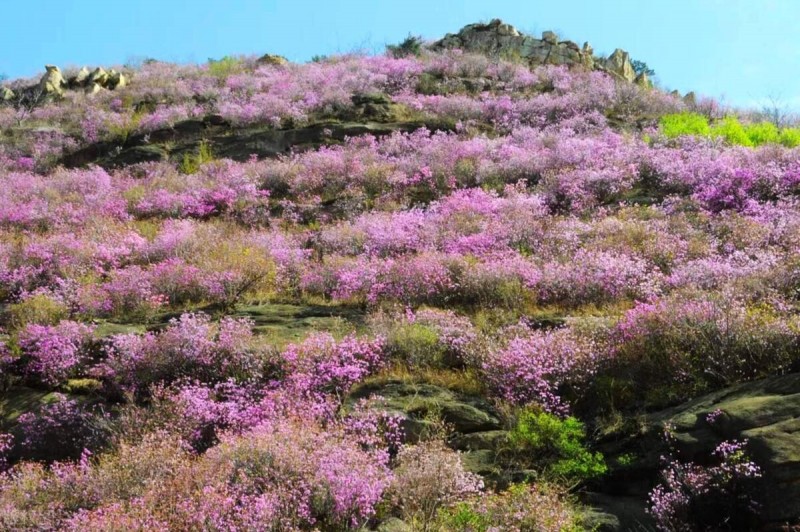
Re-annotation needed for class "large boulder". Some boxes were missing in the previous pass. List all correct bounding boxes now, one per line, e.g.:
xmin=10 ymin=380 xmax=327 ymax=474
xmin=347 ymin=380 xmax=502 ymax=438
xmin=88 ymin=67 xmax=109 ymax=87
xmin=107 ymin=69 xmax=127 ymax=89
xmin=85 ymin=82 xmax=104 ymax=96
xmin=600 ymin=49 xmax=636 ymax=82
xmin=650 ymin=372 xmax=800 ymax=526
xmin=256 ymin=53 xmax=288 ymax=67
xmin=39 ymin=65 xmax=65 ymax=96
xmin=597 ymin=372 xmax=800 ymax=529
xmin=68 ymin=66 xmax=91 ymax=88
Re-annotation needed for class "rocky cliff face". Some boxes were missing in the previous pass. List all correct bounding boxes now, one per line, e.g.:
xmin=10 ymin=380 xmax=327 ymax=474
xmin=431 ymin=19 xmax=646 ymax=84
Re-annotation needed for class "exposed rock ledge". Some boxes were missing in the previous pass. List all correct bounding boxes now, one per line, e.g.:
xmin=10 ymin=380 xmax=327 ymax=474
xmin=431 ymin=19 xmax=648 ymax=85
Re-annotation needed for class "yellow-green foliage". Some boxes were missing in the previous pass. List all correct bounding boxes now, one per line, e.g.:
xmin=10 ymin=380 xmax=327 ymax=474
xmin=779 ymin=127 xmax=800 ymax=147
xmin=6 ymin=294 xmax=69 ymax=330
xmin=207 ymin=56 xmax=245 ymax=78
xmin=660 ymin=112 xmax=800 ymax=148
xmin=386 ymin=322 xmax=445 ymax=367
xmin=507 ymin=408 xmax=607 ymax=483
xmin=107 ymin=109 xmax=145 ymax=143
xmin=180 ymin=141 xmax=214 ymax=174
xmin=659 ymin=112 xmax=710 ymax=138
xmin=710 ymin=116 xmax=753 ymax=146
xmin=743 ymin=121 xmax=779 ymax=145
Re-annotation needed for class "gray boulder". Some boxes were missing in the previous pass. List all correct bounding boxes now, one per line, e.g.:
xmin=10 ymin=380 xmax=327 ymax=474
xmin=650 ymin=372 xmax=800 ymax=526
xmin=346 ymin=380 xmax=502 ymax=439
xmin=541 ymin=30 xmax=559 ymax=45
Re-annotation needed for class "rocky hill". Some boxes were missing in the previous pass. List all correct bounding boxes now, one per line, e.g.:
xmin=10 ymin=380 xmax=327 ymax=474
xmin=432 ymin=19 xmax=645 ymax=84
xmin=0 ymin=19 xmax=799 ymax=532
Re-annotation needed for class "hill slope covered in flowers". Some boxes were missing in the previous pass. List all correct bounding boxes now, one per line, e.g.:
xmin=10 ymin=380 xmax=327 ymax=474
xmin=1 ymin=23 xmax=799 ymax=531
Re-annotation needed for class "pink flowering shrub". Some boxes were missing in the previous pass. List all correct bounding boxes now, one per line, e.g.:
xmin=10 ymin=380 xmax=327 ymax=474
xmin=483 ymin=327 xmax=599 ymax=414
xmin=280 ymin=332 xmax=385 ymax=397
xmin=15 ymin=394 xmax=109 ymax=462
xmin=390 ymin=440 xmax=484 ymax=527
xmin=2 ymin=419 xmax=394 ymax=531
xmin=537 ymin=249 xmax=663 ymax=307
xmin=0 ymin=433 xmax=12 ymax=472
xmin=649 ymin=438 xmax=762 ymax=531
xmin=611 ymin=293 xmax=800 ymax=395
xmin=371 ymin=307 xmax=479 ymax=368
xmin=16 ymin=321 xmax=96 ymax=386
xmin=105 ymin=313 xmax=258 ymax=393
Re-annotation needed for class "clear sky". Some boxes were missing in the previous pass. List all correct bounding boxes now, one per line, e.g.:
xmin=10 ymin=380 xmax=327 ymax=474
xmin=2 ymin=0 xmax=798 ymax=110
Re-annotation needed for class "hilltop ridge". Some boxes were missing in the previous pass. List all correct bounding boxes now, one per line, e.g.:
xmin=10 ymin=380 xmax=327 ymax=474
xmin=432 ymin=18 xmax=645 ymax=84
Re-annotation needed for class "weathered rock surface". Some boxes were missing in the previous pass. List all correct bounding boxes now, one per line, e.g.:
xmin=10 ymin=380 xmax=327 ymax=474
xmin=432 ymin=19 xmax=638 ymax=81
xmin=39 ymin=65 xmax=66 ymax=96
xmin=346 ymin=380 xmax=514 ymax=487
xmin=256 ymin=53 xmax=289 ymax=66
xmin=70 ymin=66 xmax=90 ymax=88
xmin=596 ymin=372 xmax=800 ymax=529
xmin=348 ymin=380 xmax=502 ymax=438
xmin=599 ymin=49 xmax=637 ymax=83
xmin=0 ymin=64 xmax=130 ymax=106
xmin=60 ymin=115 xmax=453 ymax=169
xmin=374 ymin=517 xmax=412 ymax=532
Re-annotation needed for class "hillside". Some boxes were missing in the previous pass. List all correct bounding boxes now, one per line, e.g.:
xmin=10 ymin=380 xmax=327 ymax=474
xmin=1 ymin=19 xmax=800 ymax=531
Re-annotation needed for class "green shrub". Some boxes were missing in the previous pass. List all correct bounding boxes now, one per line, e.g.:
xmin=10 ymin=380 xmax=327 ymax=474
xmin=206 ymin=56 xmax=245 ymax=78
xmin=436 ymin=502 xmax=489 ymax=531
xmin=387 ymin=35 xmax=424 ymax=58
xmin=385 ymin=322 xmax=446 ymax=367
xmin=6 ymin=295 xmax=69 ymax=330
xmin=180 ymin=141 xmax=214 ymax=174
xmin=507 ymin=409 xmax=607 ymax=484
xmin=743 ymin=120 xmax=780 ymax=145
xmin=710 ymin=116 xmax=753 ymax=146
xmin=659 ymin=112 xmax=710 ymax=138
xmin=661 ymin=112 xmax=800 ymax=148
xmin=780 ymin=127 xmax=800 ymax=148
xmin=631 ymin=59 xmax=656 ymax=78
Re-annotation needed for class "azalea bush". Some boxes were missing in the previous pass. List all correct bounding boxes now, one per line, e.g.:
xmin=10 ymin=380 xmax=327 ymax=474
xmin=649 ymin=437 xmax=762 ymax=531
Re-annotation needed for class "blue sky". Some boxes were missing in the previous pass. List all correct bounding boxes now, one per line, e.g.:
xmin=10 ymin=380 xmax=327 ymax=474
xmin=2 ymin=0 xmax=798 ymax=110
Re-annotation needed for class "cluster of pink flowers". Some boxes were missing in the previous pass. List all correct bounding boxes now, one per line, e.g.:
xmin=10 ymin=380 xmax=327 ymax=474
xmin=649 ymin=439 xmax=762 ymax=531
xmin=104 ymin=313 xmax=258 ymax=392
xmin=16 ymin=321 xmax=96 ymax=386
xmin=483 ymin=327 xmax=599 ymax=414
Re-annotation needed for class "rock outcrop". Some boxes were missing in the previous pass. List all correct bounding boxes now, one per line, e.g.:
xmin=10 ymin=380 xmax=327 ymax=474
xmin=39 ymin=65 xmax=66 ymax=96
xmin=431 ymin=19 xmax=638 ymax=82
xmin=4 ymin=65 xmax=129 ymax=104
xmin=596 ymin=372 xmax=800 ymax=529
xmin=256 ymin=53 xmax=288 ymax=66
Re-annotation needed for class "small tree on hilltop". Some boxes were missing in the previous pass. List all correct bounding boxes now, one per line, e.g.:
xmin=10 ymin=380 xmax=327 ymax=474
xmin=387 ymin=34 xmax=424 ymax=58
xmin=631 ymin=59 xmax=655 ymax=78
